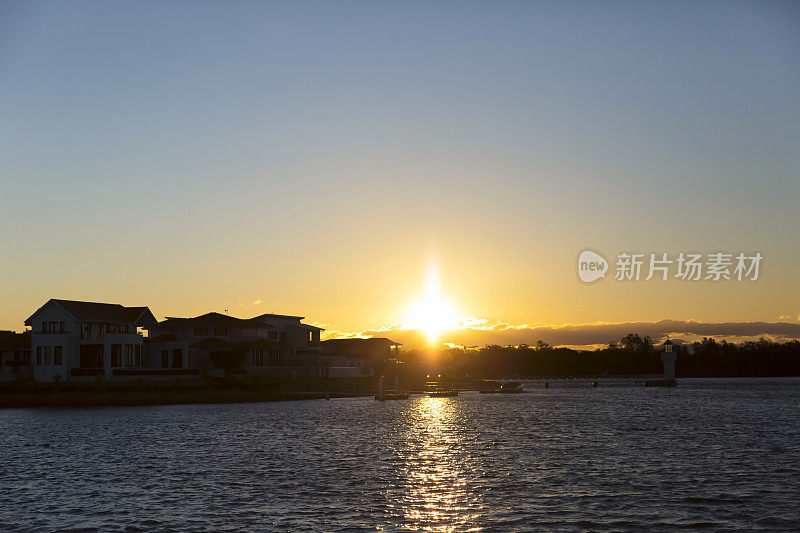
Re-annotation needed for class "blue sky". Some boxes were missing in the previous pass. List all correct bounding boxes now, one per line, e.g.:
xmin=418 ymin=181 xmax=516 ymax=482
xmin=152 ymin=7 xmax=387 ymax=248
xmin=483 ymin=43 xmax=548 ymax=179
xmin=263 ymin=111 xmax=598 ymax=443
xmin=1 ymin=1 xmax=799 ymax=336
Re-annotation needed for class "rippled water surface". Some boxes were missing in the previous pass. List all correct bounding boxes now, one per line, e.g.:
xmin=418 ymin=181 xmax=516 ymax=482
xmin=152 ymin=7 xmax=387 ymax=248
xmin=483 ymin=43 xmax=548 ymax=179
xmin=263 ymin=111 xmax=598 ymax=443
xmin=2 ymin=378 xmax=800 ymax=532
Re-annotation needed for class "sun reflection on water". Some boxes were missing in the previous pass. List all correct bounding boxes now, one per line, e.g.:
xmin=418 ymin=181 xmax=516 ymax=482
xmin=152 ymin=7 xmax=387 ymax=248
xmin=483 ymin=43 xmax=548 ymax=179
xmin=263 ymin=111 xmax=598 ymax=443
xmin=397 ymin=397 xmax=483 ymax=532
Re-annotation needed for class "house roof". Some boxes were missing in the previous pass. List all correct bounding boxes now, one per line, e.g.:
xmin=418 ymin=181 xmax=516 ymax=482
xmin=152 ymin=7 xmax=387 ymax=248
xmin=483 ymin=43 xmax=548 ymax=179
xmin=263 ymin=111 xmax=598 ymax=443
xmin=322 ymin=337 xmax=401 ymax=347
xmin=321 ymin=337 xmax=402 ymax=358
xmin=253 ymin=313 xmax=305 ymax=321
xmin=24 ymin=299 xmax=157 ymax=327
xmin=155 ymin=312 xmax=270 ymax=330
xmin=0 ymin=330 xmax=31 ymax=350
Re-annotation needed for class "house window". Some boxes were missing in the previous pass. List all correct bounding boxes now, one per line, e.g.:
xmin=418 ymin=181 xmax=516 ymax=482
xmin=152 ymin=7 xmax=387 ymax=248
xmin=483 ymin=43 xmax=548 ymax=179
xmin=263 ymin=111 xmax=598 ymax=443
xmin=36 ymin=346 xmax=42 ymax=365
xmin=59 ymin=321 xmax=65 ymax=333
xmin=253 ymin=349 xmax=264 ymax=366
xmin=172 ymin=349 xmax=182 ymax=368
xmin=135 ymin=345 xmax=141 ymax=367
xmin=268 ymin=348 xmax=284 ymax=367
xmin=111 ymin=344 xmax=122 ymax=367
xmin=125 ymin=345 xmax=133 ymax=367
xmin=161 ymin=350 xmax=169 ymax=368
xmin=54 ymin=346 xmax=63 ymax=366
xmin=268 ymin=330 xmax=278 ymax=340
xmin=193 ymin=328 xmax=208 ymax=336
xmin=79 ymin=345 xmax=104 ymax=368
xmin=81 ymin=322 xmax=91 ymax=340
xmin=213 ymin=327 xmax=228 ymax=336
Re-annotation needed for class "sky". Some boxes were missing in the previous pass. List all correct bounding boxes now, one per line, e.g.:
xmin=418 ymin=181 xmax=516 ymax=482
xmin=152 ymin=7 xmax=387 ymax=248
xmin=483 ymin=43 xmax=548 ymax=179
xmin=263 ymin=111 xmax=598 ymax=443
xmin=1 ymin=1 xmax=799 ymax=346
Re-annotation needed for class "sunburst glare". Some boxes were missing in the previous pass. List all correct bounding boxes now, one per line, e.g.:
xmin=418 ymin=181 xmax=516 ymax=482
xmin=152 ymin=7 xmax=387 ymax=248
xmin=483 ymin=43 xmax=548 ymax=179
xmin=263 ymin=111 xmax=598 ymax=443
xmin=403 ymin=264 xmax=460 ymax=344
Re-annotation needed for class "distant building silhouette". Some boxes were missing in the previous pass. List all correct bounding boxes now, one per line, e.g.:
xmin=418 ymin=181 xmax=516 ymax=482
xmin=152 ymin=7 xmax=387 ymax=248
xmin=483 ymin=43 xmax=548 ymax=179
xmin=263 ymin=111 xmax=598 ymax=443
xmin=321 ymin=337 xmax=400 ymax=377
xmin=0 ymin=330 xmax=32 ymax=382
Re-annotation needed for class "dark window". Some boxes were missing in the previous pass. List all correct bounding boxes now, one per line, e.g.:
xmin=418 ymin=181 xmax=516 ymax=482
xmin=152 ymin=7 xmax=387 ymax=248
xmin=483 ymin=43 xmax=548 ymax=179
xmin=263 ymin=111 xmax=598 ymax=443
xmin=59 ymin=321 xmax=65 ymax=333
xmin=81 ymin=322 xmax=91 ymax=340
xmin=268 ymin=348 xmax=284 ymax=366
xmin=161 ymin=350 xmax=169 ymax=368
xmin=193 ymin=328 xmax=208 ymax=336
xmin=125 ymin=345 xmax=133 ymax=367
xmin=36 ymin=346 xmax=42 ymax=365
xmin=213 ymin=327 xmax=228 ymax=336
xmin=111 ymin=344 xmax=122 ymax=367
xmin=54 ymin=346 xmax=63 ymax=366
xmin=79 ymin=345 xmax=103 ymax=368
xmin=172 ymin=349 xmax=182 ymax=368
xmin=135 ymin=345 xmax=141 ymax=367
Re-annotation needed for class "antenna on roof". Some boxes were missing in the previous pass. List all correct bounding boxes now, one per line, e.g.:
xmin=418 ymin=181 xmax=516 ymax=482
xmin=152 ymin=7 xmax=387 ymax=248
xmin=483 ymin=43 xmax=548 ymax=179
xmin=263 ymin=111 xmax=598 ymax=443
xmin=224 ymin=308 xmax=229 ymax=315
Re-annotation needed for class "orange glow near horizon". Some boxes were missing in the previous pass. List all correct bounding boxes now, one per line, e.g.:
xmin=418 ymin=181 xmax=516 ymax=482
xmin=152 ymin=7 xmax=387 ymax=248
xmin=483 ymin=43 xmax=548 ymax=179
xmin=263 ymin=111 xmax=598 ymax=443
xmin=402 ymin=264 xmax=461 ymax=344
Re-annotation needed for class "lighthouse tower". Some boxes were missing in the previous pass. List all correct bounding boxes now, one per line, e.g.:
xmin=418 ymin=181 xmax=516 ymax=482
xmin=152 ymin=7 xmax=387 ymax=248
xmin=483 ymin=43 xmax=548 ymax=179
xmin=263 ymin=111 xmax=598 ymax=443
xmin=661 ymin=339 xmax=677 ymax=385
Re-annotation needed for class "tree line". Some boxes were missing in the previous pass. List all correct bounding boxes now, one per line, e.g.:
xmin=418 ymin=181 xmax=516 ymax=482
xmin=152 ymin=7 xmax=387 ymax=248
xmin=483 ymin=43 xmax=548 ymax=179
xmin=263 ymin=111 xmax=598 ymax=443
xmin=391 ymin=334 xmax=800 ymax=379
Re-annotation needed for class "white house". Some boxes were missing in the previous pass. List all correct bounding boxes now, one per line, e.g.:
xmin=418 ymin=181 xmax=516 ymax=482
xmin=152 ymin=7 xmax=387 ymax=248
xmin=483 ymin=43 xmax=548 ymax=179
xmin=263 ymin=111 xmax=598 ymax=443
xmin=24 ymin=299 xmax=166 ymax=382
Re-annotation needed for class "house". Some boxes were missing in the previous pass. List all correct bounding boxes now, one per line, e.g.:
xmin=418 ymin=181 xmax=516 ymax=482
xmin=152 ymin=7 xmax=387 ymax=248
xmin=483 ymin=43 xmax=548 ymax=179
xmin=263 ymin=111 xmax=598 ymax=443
xmin=145 ymin=312 xmax=323 ymax=378
xmin=321 ymin=337 xmax=400 ymax=377
xmin=23 ymin=299 xmax=173 ymax=382
xmin=0 ymin=330 xmax=31 ymax=382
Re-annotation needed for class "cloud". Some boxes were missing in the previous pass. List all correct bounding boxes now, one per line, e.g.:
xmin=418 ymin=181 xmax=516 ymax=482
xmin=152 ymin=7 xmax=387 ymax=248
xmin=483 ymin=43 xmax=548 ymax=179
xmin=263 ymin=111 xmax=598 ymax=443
xmin=329 ymin=319 xmax=800 ymax=349
xmin=252 ymin=299 xmax=261 ymax=305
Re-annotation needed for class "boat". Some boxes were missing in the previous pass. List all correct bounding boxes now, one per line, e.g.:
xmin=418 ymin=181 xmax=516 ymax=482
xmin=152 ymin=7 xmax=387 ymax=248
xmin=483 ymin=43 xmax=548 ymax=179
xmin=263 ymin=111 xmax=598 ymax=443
xmin=428 ymin=390 xmax=459 ymax=398
xmin=499 ymin=381 xmax=524 ymax=393
xmin=381 ymin=392 xmax=410 ymax=400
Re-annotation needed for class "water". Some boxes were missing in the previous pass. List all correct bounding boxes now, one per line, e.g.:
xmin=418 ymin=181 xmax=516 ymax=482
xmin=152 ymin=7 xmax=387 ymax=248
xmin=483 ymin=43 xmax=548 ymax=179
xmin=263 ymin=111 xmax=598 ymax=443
xmin=1 ymin=378 xmax=799 ymax=532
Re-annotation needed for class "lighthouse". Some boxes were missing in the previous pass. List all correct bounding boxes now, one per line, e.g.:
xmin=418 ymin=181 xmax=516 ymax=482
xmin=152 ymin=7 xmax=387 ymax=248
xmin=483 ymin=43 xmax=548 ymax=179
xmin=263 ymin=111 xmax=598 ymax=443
xmin=661 ymin=339 xmax=677 ymax=385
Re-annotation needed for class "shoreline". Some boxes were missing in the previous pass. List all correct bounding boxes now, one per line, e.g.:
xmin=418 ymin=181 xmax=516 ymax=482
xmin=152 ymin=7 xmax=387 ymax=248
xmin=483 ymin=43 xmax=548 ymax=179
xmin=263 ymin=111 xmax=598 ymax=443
xmin=2 ymin=376 xmax=798 ymax=409
xmin=0 ymin=389 xmax=371 ymax=409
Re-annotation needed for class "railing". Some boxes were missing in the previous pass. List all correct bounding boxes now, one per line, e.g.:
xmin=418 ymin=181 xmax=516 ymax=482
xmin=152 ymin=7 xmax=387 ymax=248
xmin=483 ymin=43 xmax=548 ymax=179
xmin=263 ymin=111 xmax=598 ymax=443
xmin=70 ymin=368 xmax=105 ymax=376
xmin=112 ymin=369 xmax=200 ymax=376
xmin=3 ymin=360 xmax=29 ymax=367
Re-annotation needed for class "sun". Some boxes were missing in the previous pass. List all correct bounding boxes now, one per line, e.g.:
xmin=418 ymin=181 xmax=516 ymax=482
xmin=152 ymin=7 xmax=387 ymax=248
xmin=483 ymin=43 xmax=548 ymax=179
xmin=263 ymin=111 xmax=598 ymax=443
xmin=403 ymin=264 xmax=460 ymax=344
